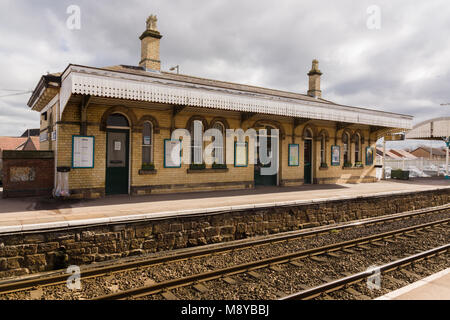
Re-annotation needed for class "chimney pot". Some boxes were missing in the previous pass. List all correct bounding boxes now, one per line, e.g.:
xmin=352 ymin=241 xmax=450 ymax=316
xmin=307 ymin=59 xmax=322 ymax=98
xmin=139 ymin=14 xmax=162 ymax=71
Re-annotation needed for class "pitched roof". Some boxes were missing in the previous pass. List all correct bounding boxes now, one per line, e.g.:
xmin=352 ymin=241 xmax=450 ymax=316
xmin=104 ymin=65 xmax=332 ymax=105
xmin=411 ymin=147 xmax=447 ymax=156
xmin=376 ymin=147 xmax=402 ymax=159
xmin=20 ymin=129 xmax=40 ymax=137
xmin=0 ymin=137 xmax=28 ymax=151
xmin=389 ymin=149 xmax=417 ymax=159
xmin=29 ymin=63 xmax=413 ymax=131
xmin=0 ymin=137 xmax=40 ymax=152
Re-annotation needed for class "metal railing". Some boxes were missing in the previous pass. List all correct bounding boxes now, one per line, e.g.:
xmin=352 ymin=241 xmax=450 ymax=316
xmin=376 ymin=158 xmax=449 ymax=178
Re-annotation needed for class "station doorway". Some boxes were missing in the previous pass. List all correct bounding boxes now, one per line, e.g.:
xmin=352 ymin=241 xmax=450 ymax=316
xmin=254 ymin=126 xmax=279 ymax=186
xmin=303 ymin=130 xmax=313 ymax=184
xmin=105 ymin=114 xmax=130 ymax=195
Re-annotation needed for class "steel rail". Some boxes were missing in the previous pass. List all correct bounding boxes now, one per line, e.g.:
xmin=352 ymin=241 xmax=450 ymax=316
xmin=280 ymin=244 xmax=450 ymax=300
xmin=0 ymin=204 xmax=447 ymax=295
xmin=93 ymin=218 xmax=449 ymax=300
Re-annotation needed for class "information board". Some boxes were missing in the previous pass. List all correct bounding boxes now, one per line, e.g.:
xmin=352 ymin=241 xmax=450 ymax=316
xmin=72 ymin=136 xmax=95 ymax=168
xmin=288 ymin=144 xmax=299 ymax=166
xmin=234 ymin=142 xmax=248 ymax=167
xmin=331 ymin=145 xmax=340 ymax=166
xmin=164 ymin=139 xmax=182 ymax=168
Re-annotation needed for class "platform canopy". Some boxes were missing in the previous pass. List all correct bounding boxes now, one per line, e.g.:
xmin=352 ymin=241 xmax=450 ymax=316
xmin=405 ymin=117 xmax=450 ymax=140
xmin=28 ymin=64 xmax=413 ymax=132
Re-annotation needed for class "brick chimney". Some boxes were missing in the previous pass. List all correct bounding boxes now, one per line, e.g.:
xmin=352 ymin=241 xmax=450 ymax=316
xmin=307 ymin=59 xmax=322 ymax=98
xmin=139 ymin=15 xmax=162 ymax=71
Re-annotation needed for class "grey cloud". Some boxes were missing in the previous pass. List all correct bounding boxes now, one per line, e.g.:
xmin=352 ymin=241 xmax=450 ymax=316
xmin=0 ymin=0 xmax=449 ymax=136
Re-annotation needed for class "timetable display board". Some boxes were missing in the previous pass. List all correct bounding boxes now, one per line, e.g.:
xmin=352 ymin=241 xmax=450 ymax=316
xmin=288 ymin=144 xmax=300 ymax=166
xmin=366 ymin=147 xmax=374 ymax=166
xmin=164 ymin=139 xmax=182 ymax=168
xmin=234 ymin=142 xmax=248 ymax=167
xmin=331 ymin=145 xmax=340 ymax=166
xmin=72 ymin=136 xmax=95 ymax=168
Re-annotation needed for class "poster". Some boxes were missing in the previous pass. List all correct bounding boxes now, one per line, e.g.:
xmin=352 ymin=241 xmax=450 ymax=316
xmin=331 ymin=145 xmax=340 ymax=166
xmin=366 ymin=147 xmax=374 ymax=165
xmin=234 ymin=142 xmax=248 ymax=167
xmin=114 ymin=140 xmax=122 ymax=151
xmin=288 ymin=144 xmax=299 ymax=166
xmin=72 ymin=136 xmax=95 ymax=168
xmin=164 ymin=139 xmax=182 ymax=168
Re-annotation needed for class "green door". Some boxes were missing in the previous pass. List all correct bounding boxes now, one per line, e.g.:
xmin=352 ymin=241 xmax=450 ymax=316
xmin=304 ymin=139 xmax=312 ymax=184
xmin=106 ymin=130 xmax=129 ymax=195
xmin=254 ymin=129 xmax=278 ymax=186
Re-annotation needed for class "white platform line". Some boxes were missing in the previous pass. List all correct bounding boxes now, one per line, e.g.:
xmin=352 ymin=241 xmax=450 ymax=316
xmin=375 ymin=268 xmax=450 ymax=300
xmin=0 ymin=186 xmax=448 ymax=234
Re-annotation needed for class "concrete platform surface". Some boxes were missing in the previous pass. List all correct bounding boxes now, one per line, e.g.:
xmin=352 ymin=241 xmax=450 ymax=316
xmin=0 ymin=178 xmax=448 ymax=233
xmin=376 ymin=268 xmax=450 ymax=300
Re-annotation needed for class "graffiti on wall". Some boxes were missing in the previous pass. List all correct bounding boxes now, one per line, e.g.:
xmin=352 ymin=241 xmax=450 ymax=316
xmin=10 ymin=167 xmax=36 ymax=182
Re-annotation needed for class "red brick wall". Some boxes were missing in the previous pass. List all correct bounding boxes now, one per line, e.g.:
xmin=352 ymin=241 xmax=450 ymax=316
xmin=2 ymin=151 xmax=54 ymax=198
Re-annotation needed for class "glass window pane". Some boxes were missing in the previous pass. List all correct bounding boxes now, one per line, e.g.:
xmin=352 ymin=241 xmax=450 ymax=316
xmin=142 ymin=146 xmax=151 ymax=163
xmin=107 ymin=114 xmax=129 ymax=127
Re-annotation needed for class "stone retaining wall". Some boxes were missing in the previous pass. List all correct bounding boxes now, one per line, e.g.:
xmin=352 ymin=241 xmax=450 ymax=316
xmin=0 ymin=188 xmax=449 ymax=279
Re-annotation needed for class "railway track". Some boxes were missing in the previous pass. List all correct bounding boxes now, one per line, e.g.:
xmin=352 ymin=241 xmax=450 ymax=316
xmin=280 ymin=244 xmax=449 ymax=300
xmin=0 ymin=203 xmax=448 ymax=299
xmin=93 ymin=218 xmax=449 ymax=300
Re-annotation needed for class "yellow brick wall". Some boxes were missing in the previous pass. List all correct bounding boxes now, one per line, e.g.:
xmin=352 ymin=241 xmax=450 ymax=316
xmin=132 ymin=112 xmax=253 ymax=189
xmin=55 ymin=101 xmax=377 ymax=197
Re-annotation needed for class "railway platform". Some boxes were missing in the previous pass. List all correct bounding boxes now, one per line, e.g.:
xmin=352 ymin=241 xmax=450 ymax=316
xmin=376 ymin=268 xmax=450 ymax=300
xmin=0 ymin=179 xmax=450 ymax=233
xmin=0 ymin=178 xmax=449 ymax=233
xmin=0 ymin=177 xmax=448 ymax=281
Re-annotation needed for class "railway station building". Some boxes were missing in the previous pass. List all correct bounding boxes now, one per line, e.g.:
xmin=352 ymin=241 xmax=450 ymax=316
xmin=27 ymin=15 xmax=413 ymax=199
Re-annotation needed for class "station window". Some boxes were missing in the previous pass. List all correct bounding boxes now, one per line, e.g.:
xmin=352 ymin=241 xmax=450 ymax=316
xmin=343 ymin=132 xmax=350 ymax=164
xmin=190 ymin=120 xmax=203 ymax=164
xmin=354 ymin=134 xmax=361 ymax=163
xmin=142 ymin=122 xmax=153 ymax=165
xmin=320 ymin=134 xmax=326 ymax=164
xmin=211 ymin=121 xmax=225 ymax=164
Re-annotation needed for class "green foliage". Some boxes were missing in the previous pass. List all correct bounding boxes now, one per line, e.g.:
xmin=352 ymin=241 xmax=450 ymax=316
xmin=190 ymin=163 xmax=206 ymax=170
xmin=142 ymin=163 xmax=155 ymax=170
xmin=212 ymin=163 xmax=227 ymax=169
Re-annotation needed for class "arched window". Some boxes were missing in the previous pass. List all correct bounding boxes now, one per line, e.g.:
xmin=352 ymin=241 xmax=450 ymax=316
xmin=320 ymin=134 xmax=326 ymax=165
xmin=211 ymin=121 xmax=225 ymax=164
xmin=142 ymin=122 xmax=153 ymax=166
xmin=190 ymin=120 xmax=203 ymax=164
xmin=304 ymin=129 xmax=313 ymax=139
xmin=354 ymin=134 xmax=361 ymax=163
xmin=107 ymin=113 xmax=129 ymax=127
xmin=343 ymin=132 xmax=350 ymax=164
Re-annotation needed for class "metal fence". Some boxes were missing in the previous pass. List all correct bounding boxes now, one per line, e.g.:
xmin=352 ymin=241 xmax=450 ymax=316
xmin=376 ymin=158 xmax=449 ymax=179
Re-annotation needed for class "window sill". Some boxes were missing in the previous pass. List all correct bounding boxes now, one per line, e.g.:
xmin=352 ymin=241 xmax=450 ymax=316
xmin=319 ymin=166 xmax=329 ymax=170
xmin=342 ymin=166 xmax=364 ymax=170
xmin=187 ymin=168 xmax=229 ymax=174
xmin=139 ymin=169 xmax=157 ymax=175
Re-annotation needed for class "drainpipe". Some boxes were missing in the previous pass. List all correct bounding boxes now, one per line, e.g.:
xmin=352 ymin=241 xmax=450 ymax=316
xmin=382 ymin=139 xmax=386 ymax=180
xmin=446 ymin=138 xmax=449 ymax=179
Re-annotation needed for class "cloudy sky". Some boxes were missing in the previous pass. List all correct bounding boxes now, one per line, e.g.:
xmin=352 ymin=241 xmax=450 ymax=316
xmin=0 ymin=0 xmax=449 ymax=142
